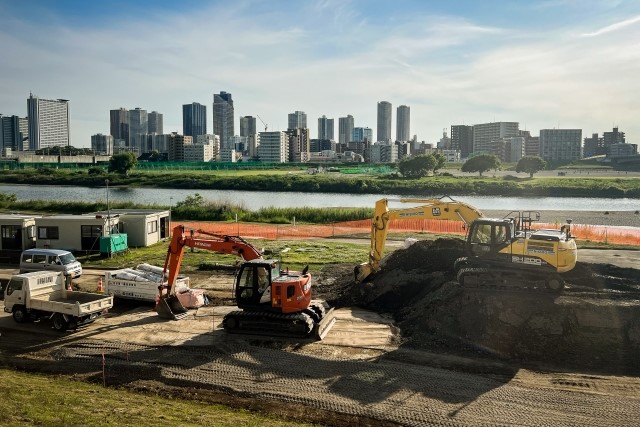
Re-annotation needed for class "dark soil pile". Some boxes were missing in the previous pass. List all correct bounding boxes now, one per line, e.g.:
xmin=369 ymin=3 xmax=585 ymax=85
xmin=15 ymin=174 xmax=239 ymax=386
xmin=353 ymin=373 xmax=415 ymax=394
xmin=315 ymin=237 xmax=640 ymax=374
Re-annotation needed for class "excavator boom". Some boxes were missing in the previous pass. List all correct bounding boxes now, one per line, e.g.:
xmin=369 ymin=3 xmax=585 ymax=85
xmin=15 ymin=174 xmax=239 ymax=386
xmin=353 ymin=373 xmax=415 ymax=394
xmin=356 ymin=197 xmax=483 ymax=282
xmin=157 ymin=225 xmax=263 ymax=320
xmin=356 ymin=196 xmax=577 ymax=292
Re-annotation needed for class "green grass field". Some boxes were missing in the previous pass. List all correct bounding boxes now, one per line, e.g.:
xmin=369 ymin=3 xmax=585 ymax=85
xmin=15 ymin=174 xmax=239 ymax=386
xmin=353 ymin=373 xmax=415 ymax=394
xmin=0 ymin=369 xmax=315 ymax=427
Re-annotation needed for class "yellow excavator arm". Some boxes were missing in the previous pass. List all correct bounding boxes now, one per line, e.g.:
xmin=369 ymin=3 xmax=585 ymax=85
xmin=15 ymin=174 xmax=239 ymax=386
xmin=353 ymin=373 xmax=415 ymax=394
xmin=355 ymin=197 xmax=484 ymax=282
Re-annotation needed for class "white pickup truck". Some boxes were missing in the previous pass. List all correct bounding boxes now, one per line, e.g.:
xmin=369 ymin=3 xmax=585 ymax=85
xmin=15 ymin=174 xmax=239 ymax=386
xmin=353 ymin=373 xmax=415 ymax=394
xmin=3 ymin=271 xmax=113 ymax=331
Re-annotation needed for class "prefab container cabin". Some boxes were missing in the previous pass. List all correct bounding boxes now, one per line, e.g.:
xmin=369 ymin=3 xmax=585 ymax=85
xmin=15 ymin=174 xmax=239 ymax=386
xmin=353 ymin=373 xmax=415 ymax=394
xmin=34 ymin=215 xmax=121 ymax=252
xmin=0 ymin=215 xmax=37 ymax=262
xmin=94 ymin=209 xmax=170 ymax=247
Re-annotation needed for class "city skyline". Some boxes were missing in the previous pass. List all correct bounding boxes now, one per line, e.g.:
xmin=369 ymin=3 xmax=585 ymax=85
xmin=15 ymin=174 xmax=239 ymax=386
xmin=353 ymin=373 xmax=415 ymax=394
xmin=0 ymin=1 xmax=639 ymax=147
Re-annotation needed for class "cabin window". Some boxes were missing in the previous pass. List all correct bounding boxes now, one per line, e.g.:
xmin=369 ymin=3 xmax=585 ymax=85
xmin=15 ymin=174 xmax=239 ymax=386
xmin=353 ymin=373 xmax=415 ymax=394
xmin=147 ymin=220 xmax=158 ymax=234
xmin=38 ymin=226 xmax=59 ymax=240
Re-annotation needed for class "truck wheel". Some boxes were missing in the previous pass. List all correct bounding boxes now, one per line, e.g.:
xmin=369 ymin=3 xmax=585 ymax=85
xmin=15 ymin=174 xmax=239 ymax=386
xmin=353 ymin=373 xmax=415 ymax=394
xmin=12 ymin=306 xmax=28 ymax=323
xmin=52 ymin=314 xmax=69 ymax=332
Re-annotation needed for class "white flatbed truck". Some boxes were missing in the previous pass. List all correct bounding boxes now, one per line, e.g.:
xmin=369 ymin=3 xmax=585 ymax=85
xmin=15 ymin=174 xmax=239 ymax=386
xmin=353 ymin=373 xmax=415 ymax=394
xmin=3 ymin=271 xmax=113 ymax=331
xmin=104 ymin=263 xmax=190 ymax=302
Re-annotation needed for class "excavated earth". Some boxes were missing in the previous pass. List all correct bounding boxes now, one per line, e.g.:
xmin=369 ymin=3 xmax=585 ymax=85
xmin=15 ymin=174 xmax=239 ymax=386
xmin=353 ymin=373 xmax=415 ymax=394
xmin=316 ymin=238 xmax=640 ymax=374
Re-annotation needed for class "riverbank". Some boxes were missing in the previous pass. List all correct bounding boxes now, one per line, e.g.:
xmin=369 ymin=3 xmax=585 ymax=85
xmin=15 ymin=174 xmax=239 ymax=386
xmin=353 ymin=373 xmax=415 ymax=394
xmin=1 ymin=168 xmax=640 ymax=198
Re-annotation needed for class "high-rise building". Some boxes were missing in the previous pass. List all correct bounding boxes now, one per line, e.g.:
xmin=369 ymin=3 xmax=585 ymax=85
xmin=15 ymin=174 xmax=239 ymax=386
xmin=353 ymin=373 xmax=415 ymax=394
xmin=91 ymin=133 xmax=114 ymax=156
xmin=288 ymin=111 xmax=307 ymax=129
xmin=377 ymin=101 xmax=392 ymax=143
xmin=472 ymin=122 xmax=519 ymax=155
xmin=540 ymin=129 xmax=582 ymax=161
xmin=317 ymin=115 xmax=334 ymax=140
xmin=396 ymin=105 xmax=410 ymax=142
xmin=240 ymin=116 xmax=257 ymax=137
xmin=1 ymin=115 xmax=28 ymax=152
xmin=352 ymin=127 xmax=373 ymax=143
xmin=27 ymin=93 xmax=70 ymax=150
xmin=110 ymin=108 xmax=130 ymax=147
xmin=182 ymin=103 xmax=207 ymax=137
xmin=213 ymin=91 xmax=234 ymax=149
xmin=148 ymin=111 xmax=163 ymax=134
xmin=129 ymin=108 xmax=148 ymax=154
xmin=451 ymin=125 xmax=474 ymax=159
xmin=338 ymin=115 xmax=354 ymax=146
xmin=286 ymin=128 xmax=311 ymax=162
xmin=257 ymin=131 xmax=288 ymax=163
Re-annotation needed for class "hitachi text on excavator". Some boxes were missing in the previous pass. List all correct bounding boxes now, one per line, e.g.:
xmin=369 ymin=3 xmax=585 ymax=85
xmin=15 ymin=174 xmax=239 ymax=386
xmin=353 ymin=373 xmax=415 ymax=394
xmin=355 ymin=197 xmax=578 ymax=292
xmin=157 ymin=225 xmax=336 ymax=340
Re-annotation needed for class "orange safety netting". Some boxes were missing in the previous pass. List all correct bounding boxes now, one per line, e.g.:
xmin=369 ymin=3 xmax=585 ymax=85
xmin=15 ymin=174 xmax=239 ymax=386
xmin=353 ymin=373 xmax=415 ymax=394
xmin=173 ymin=219 xmax=640 ymax=246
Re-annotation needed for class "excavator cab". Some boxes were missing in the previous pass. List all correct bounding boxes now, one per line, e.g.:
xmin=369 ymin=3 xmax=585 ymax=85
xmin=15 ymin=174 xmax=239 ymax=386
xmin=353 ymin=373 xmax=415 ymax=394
xmin=466 ymin=219 xmax=515 ymax=258
xmin=235 ymin=260 xmax=277 ymax=307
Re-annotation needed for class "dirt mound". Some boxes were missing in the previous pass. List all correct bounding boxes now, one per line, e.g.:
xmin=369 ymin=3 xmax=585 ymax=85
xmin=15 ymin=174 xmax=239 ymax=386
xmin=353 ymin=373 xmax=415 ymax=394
xmin=316 ymin=237 xmax=640 ymax=374
xmin=326 ymin=238 xmax=465 ymax=311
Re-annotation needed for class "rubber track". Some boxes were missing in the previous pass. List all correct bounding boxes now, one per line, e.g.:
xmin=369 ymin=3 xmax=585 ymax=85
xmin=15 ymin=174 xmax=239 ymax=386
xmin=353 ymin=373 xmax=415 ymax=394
xmin=457 ymin=267 xmax=561 ymax=294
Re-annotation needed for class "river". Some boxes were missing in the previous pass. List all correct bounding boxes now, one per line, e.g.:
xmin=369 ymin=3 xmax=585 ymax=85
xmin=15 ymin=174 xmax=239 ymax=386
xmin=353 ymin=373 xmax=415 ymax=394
xmin=1 ymin=184 xmax=638 ymax=211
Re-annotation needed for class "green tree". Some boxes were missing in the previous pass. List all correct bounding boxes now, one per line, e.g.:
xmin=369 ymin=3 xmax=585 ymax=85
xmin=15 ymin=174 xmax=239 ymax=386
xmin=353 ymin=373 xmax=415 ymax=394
xmin=461 ymin=154 xmax=501 ymax=176
xmin=398 ymin=154 xmax=437 ymax=178
xmin=516 ymin=156 xmax=547 ymax=178
xmin=432 ymin=152 xmax=446 ymax=173
xmin=108 ymin=152 xmax=138 ymax=175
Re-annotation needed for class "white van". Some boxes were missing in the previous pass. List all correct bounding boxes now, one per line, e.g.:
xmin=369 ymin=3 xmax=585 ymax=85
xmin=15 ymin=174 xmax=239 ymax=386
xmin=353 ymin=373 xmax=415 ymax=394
xmin=19 ymin=249 xmax=83 ymax=278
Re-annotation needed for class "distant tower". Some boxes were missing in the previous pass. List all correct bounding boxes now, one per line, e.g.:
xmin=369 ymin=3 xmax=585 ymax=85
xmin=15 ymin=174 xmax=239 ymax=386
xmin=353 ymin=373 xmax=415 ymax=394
xmin=27 ymin=93 xmax=70 ymax=150
xmin=240 ymin=116 xmax=257 ymax=137
xmin=129 ymin=108 xmax=148 ymax=154
xmin=148 ymin=111 xmax=163 ymax=134
xmin=376 ymin=101 xmax=392 ymax=142
xmin=213 ymin=91 xmax=234 ymax=150
xmin=338 ymin=115 xmax=354 ymax=146
xmin=0 ymin=115 xmax=28 ymax=152
xmin=396 ymin=105 xmax=410 ymax=142
xmin=110 ymin=108 xmax=130 ymax=147
xmin=183 ymin=103 xmax=207 ymax=137
xmin=288 ymin=111 xmax=307 ymax=129
xmin=317 ymin=115 xmax=334 ymax=140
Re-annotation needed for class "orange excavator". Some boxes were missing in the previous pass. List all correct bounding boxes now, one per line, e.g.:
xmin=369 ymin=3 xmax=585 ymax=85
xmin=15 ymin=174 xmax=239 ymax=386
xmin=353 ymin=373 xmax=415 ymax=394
xmin=157 ymin=225 xmax=336 ymax=340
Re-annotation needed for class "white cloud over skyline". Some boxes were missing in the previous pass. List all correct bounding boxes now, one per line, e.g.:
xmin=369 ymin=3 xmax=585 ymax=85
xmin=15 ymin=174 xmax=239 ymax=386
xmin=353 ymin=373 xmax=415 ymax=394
xmin=0 ymin=0 xmax=638 ymax=147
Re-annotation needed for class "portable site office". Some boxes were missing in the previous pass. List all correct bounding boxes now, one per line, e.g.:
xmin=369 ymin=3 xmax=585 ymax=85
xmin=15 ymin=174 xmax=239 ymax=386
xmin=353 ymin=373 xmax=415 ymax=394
xmin=0 ymin=215 xmax=38 ymax=262
xmin=34 ymin=214 xmax=121 ymax=252
xmin=93 ymin=209 xmax=171 ymax=247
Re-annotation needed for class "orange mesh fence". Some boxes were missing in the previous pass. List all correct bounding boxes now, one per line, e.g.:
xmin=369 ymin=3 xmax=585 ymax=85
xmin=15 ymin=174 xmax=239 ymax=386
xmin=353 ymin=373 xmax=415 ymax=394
xmin=173 ymin=220 xmax=640 ymax=246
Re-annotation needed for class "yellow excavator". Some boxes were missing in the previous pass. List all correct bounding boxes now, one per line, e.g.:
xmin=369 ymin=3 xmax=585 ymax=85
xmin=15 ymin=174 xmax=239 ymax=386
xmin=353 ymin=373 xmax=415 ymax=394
xmin=355 ymin=197 xmax=578 ymax=292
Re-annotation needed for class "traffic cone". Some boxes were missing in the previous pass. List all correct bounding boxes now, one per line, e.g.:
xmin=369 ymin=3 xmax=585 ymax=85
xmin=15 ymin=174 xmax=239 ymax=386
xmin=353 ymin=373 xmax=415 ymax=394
xmin=97 ymin=277 xmax=104 ymax=292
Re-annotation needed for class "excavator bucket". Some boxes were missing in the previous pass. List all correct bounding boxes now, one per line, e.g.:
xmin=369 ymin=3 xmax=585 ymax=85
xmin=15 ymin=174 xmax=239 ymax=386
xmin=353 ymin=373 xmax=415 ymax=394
xmin=156 ymin=295 xmax=190 ymax=320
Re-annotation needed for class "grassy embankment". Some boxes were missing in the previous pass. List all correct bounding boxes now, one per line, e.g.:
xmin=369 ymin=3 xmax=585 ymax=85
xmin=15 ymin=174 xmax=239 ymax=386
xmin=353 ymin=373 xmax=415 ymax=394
xmin=0 ymin=369 xmax=313 ymax=427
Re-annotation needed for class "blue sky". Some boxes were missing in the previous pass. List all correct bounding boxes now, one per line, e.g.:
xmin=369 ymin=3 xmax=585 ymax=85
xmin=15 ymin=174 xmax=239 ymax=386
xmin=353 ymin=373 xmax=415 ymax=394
xmin=1 ymin=0 xmax=639 ymax=147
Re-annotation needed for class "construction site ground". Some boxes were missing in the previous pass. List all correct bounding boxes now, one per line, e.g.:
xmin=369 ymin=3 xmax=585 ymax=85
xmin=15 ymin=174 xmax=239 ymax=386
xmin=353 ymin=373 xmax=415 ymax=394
xmin=1 ymin=241 xmax=640 ymax=426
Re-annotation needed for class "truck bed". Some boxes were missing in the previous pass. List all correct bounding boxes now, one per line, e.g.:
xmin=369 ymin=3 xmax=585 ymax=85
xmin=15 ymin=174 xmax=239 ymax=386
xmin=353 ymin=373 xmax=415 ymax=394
xmin=31 ymin=291 xmax=113 ymax=317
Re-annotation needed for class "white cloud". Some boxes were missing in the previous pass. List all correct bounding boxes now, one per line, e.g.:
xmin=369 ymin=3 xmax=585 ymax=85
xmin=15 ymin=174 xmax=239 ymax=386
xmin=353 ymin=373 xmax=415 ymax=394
xmin=0 ymin=3 xmax=638 ymax=147
xmin=582 ymin=15 xmax=640 ymax=36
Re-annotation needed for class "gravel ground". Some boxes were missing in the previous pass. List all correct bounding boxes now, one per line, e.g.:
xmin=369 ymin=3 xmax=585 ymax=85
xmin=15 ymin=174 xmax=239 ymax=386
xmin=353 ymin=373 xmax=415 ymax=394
xmin=483 ymin=209 xmax=640 ymax=227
